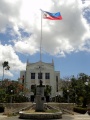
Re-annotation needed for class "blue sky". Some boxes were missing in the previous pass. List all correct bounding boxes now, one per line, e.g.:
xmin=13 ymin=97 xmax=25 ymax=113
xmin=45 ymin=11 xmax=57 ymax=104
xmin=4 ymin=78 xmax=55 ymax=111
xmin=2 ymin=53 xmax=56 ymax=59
xmin=0 ymin=0 xmax=90 ymax=80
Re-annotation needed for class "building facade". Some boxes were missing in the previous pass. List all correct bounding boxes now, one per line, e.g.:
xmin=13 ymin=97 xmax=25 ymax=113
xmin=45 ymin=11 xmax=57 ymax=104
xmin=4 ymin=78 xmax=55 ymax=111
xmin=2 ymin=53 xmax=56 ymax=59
xmin=19 ymin=60 xmax=60 ymax=99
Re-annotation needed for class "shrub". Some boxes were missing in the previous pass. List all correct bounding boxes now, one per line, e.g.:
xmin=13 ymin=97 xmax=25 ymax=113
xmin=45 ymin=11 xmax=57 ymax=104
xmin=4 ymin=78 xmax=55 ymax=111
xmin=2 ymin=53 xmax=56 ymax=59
xmin=0 ymin=106 xmax=4 ymax=113
xmin=73 ymin=107 xmax=87 ymax=114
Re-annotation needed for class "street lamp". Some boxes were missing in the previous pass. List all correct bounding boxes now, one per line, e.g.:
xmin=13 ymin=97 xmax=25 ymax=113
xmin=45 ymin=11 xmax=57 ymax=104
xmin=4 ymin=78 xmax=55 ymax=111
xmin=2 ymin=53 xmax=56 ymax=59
xmin=67 ymin=89 xmax=69 ymax=103
xmin=73 ymin=88 xmax=77 ymax=104
xmin=85 ymin=79 xmax=89 ymax=86
xmin=84 ymin=79 xmax=89 ymax=107
xmin=10 ymin=90 xmax=13 ymax=103
xmin=55 ymin=95 xmax=57 ymax=102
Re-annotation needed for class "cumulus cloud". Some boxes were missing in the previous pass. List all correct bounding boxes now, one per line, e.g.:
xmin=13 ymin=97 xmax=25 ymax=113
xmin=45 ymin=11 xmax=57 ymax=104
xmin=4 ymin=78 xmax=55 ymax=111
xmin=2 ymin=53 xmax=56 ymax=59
xmin=14 ymin=36 xmax=39 ymax=55
xmin=13 ymin=0 xmax=90 ymax=55
xmin=0 ymin=0 xmax=90 ymax=78
xmin=0 ymin=44 xmax=26 ymax=78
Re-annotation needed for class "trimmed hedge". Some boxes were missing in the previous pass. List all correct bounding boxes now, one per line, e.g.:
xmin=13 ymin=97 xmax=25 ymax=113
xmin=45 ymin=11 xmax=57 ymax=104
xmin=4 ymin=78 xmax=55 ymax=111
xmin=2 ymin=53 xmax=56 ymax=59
xmin=73 ymin=107 xmax=87 ymax=114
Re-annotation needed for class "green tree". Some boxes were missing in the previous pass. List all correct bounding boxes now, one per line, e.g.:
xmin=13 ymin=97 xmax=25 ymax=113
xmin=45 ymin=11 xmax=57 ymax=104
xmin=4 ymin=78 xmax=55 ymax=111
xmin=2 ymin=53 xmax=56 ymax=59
xmin=2 ymin=61 xmax=10 ymax=81
xmin=0 ymin=80 xmax=29 ymax=103
xmin=44 ymin=85 xmax=51 ymax=96
xmin=69 ymin=73 xmax=90 ymax=107
xmin=62 ymin=73 xmax=90 ymax=107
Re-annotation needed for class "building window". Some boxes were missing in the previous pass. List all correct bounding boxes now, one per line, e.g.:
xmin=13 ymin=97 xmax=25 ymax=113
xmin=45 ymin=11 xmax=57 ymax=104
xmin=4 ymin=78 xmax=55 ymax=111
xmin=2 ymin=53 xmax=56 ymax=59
xmin=31 ymin=73 xmax=35 ymax=79
xmin=31 ymin=85 xmax=36 ymax=94
xmin=45 ymin=73 xmax=50 ymax=79
xmin=56 ymin=76 xmax=58 ymax=92
xmin=22 ymin=75 xmax=24 ymax=84
xmin=38 ymin=73 xmax=42 ymax=79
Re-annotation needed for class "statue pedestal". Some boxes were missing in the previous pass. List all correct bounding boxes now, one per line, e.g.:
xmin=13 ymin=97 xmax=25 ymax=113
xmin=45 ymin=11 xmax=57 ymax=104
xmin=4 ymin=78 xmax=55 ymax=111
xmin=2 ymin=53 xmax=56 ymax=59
xmin=35 ymin=85 xmax=45 ymax=112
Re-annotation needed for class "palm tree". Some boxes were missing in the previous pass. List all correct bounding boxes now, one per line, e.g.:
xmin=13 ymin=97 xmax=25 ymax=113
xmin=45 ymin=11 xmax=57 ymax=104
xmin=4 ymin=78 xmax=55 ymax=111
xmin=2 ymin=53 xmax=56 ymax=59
xmin=2 ymin=61 xmax=10 ymax=81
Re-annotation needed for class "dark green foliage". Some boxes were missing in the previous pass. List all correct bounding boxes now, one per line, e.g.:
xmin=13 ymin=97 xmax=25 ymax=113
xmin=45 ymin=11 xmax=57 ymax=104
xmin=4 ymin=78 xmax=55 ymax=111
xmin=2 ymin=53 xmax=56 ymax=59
xmin=0 ymin=106 xmax=4 ymax=112
xmin=73 ymin=107 xmax=87 ymax=114
xmin=2 ymin=61 xmax=10 ymax=70
xmin=44 ymin=85 xmax=51 ymax=96
xmin=0 ymin=80 xmax=29 ymax=103
xmin=2 ymin=61 xmax=8 ymax=67
xmin=61 ymin=73 xmax=90 ymax=106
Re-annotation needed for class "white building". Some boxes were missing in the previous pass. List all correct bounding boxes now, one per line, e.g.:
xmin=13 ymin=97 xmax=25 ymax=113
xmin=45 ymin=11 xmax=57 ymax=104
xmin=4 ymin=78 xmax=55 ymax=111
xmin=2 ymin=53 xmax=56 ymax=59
xmin=19 ymin=60 xmax=60 ymax=99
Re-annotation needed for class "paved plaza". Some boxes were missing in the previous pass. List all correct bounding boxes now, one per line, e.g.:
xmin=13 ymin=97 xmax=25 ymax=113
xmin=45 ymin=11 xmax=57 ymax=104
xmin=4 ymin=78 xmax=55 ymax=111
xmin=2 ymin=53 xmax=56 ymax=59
xmin=0 ymin=113 xmax=90 ymax=120
xmin=63 ymin=114 xmax=90 ymax=120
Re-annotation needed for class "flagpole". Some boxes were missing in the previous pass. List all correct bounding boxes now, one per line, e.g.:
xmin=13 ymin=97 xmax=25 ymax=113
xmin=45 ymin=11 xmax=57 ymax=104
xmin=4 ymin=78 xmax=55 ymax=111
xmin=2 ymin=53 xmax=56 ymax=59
xmin=40 ymin=10 xmax=42 ymax=62
xmin=39 ymin=10 xmax=43 ymax=84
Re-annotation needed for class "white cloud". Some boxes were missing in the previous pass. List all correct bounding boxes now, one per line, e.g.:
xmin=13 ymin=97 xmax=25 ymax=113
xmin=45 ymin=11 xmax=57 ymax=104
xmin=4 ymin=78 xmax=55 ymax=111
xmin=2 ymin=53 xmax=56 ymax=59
xmin=14 ymin=36 xmax=39 ymax=55
xmin=0 ymin=0 xmax=90 ymax=79
xmin=0 ymin=44 xmax=26 ymax=78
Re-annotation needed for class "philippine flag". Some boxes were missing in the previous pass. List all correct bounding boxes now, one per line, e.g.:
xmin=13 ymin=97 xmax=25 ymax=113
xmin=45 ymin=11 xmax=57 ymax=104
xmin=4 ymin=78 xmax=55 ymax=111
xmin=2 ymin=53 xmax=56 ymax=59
xmin=41 ymin=9 xmax=62 ymax=20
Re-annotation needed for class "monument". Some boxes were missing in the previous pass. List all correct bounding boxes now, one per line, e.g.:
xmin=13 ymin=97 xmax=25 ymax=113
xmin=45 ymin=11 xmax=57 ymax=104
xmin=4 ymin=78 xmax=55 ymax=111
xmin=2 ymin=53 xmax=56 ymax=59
xmin=35 ymin=80 xmax=45 ymax=111
xmin=19 ymin=76 xmax=62 ymax=119
xmin=19 ymin=78 xmax=62 ymax=119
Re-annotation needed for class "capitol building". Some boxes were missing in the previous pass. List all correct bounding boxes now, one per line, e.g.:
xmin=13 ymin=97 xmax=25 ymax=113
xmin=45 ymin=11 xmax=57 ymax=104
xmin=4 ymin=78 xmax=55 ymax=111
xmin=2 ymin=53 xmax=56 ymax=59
xmin=19 ymin=60 xmax=61 ymax=100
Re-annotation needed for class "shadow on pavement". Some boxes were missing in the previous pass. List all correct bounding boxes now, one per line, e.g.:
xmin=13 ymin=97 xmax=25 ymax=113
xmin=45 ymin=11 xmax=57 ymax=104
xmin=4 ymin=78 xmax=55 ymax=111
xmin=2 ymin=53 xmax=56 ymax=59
xmin=62 ymin=114 xmax=74 ymax=120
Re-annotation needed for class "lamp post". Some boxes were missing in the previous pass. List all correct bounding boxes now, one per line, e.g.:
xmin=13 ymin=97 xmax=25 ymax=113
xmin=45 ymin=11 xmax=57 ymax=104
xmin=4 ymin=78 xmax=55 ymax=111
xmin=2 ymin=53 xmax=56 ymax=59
xmin=74 ymin=88 xmax=77 ymax=105
xmin=83 ymin=79 xmax=89 ymax=107
xmin=55 ymin=95 xmax=57 ymax=102
xmin=67 ymin=89 xmax=69 ymax=103
xmin=10 ymin=90 xmax=13 ymax=103
xmin=85 ymin=81 xmax=88 ymax=86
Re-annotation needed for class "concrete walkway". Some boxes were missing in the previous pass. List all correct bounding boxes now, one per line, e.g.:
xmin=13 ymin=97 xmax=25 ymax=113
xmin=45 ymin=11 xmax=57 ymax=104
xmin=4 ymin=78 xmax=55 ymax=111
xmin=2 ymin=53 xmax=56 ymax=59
xmin=62 ymin=113 xmax=90 ymax=120
xmin=74 ymin=113 xmax=90 ymax=120
xmin=0 ymin=113 xmax=7 ymax=120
